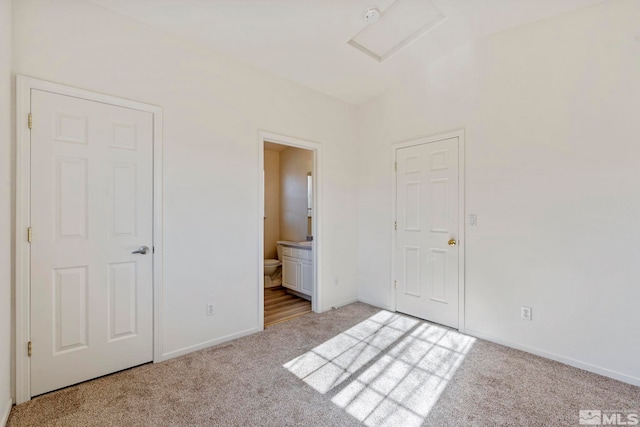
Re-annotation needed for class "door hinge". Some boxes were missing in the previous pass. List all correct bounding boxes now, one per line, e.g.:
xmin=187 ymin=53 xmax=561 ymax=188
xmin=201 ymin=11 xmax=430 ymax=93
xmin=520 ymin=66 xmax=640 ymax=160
xmin=394 ymin=221 xmax=397 ymax=231
xmin=27 ymin=227 xmax=32 ymax=242
xmin=28 ymin=113 xmax=33 ymax=129
xmin=394 ymin=162 xmax=397 ymax=172
xmin=27 ymin=341 xmax=32 ymax=357
xmin=394 ymin=280 xmax=397 ymax=289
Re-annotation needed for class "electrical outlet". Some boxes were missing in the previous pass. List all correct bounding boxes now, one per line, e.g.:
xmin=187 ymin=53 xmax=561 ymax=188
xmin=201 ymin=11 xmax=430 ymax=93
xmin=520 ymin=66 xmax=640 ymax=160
xmin=206 ymin=304 xmax=215 ymax=316
xmin=521 ymin=306 xmax=532 ymax=321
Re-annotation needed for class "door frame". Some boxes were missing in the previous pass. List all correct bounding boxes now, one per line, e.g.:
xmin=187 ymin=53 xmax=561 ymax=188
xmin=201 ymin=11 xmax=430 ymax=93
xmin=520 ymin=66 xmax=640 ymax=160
xmin=15 ymin=76 xmax=164 ymax=403
xmin=257 ymin=131 xmax=323 ymax=328
xmin=391 ymin=129 xmax=466 ymax=332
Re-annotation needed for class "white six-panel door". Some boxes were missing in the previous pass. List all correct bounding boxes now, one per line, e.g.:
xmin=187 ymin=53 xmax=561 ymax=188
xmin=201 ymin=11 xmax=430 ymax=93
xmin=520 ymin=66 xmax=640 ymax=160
xmin=396 ymin=137 xmax=460 ymax=328
xmin=30 ymin=89 xmax=154 ymax=396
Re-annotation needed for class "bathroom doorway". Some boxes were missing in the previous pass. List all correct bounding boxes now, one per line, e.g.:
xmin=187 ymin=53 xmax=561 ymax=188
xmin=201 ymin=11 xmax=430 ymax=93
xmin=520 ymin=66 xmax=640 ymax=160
xmin=258 ymin=132 xmax=321 ymax=328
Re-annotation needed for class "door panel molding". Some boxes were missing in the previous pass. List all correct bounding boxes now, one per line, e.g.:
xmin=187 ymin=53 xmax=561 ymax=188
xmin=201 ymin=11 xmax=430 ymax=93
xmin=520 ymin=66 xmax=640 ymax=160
xmin=15 ymin=76 xmax=164 ymax=403
xmin=391 ymin=129 xmax=465 ymax=331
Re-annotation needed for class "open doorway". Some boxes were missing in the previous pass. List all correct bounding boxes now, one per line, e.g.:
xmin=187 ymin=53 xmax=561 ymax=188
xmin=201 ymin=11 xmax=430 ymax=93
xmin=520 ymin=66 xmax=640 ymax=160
xmin=258 ymin=132 xmax=321 ymax=328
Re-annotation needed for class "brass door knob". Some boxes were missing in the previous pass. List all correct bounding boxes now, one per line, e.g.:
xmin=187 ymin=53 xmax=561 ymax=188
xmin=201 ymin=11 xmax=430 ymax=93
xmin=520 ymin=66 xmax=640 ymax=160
xmin=448 ymin=239 xmax=457 ymax=246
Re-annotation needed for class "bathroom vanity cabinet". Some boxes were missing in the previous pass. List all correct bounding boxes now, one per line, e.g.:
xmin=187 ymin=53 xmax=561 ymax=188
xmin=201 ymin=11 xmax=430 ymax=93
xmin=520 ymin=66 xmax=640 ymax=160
xmin=281 ymin=246 xmax=312 ymax=297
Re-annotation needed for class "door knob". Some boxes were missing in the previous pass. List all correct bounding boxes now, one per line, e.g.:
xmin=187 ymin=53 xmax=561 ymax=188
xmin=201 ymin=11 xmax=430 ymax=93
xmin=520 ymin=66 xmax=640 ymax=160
xmin=131 ymin=246 xmax=149 ymax=255
xmin=448 ymin=239 xmax=457 ymax=246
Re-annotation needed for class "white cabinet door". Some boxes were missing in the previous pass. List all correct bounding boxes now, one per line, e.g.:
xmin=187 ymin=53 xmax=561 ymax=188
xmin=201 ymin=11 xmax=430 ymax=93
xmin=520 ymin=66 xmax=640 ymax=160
xmin=282 ymin=256 xmax=299 ymax=291
xmin=300 ymin=260 xmax=313 ymax=296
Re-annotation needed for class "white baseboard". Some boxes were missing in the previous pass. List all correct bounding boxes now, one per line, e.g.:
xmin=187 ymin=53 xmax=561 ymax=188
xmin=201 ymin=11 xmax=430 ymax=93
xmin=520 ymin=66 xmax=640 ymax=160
xmin=324 ymin=298 xmax=360 ymax=312
xmin=356 ymin=296 xmax=394 ymax=312
xmin=1 ymin=398 xmax=12 ymax=427
xmin=465 ymin=328 xmax=640 ymax=387
xmin=155 ymin=327 xmax=262 ymax=363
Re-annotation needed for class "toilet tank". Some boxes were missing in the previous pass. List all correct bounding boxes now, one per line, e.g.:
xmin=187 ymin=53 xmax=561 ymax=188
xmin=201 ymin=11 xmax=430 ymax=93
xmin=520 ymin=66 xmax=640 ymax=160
xmin=276 ymin=243 xmax=283 ymax=261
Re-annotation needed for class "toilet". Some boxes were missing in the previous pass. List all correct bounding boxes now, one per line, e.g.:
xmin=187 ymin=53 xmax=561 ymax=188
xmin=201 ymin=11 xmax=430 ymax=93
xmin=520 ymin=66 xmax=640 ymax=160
xmin=264 ymin=259 xmax=281 ymax=276
xmin=264 ymin=244 xmax=283 ymax=287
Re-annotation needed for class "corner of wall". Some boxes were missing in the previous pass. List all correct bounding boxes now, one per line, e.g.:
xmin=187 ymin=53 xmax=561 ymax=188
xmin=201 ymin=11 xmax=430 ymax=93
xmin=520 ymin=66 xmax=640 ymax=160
xmin=1 ymin=398 xmax=12 ymax=427
xmin=1 ymin=0 xmax=13 ymax=419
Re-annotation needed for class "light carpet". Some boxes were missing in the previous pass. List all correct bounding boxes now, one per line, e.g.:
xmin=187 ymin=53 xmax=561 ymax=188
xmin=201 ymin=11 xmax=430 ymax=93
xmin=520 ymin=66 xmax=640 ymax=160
xmin=8 ymin=302 xmax=640 ymax=426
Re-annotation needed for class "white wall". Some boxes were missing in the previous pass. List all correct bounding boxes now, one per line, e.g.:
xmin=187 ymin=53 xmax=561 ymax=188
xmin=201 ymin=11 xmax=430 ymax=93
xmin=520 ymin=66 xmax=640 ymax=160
xmin=357 ymin=0 xmax=640 ymax=385
xmin=0 ymin=0 xmax=12 ymax=420
xmin=280 ymin=147 xmax=313 ymax=242
xmin=13 ymin=0 xmax=359 ymax=365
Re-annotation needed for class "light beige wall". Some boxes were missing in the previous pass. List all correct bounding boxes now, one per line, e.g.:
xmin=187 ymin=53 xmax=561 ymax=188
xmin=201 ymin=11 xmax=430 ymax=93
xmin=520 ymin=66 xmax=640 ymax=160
xmin=279 ymin=147 xmax=313 ymax=242
xmin=263 ymin=149 xmax=280 ymax=259
xmin=13 ymin=0 xmax=360 ymax=363
xmin=0 ymin=0 xmax=11 ymax=416
xmin=357 ymin=0 xmax=640 ymax=384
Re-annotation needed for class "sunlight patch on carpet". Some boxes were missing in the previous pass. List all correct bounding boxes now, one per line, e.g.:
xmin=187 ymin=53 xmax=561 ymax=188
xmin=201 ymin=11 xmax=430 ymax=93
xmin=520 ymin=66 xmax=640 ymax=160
xmin=284 ymin=311 xmax=476 ymax=427
xmin=284 ymin=311 xmax=419 ymax=393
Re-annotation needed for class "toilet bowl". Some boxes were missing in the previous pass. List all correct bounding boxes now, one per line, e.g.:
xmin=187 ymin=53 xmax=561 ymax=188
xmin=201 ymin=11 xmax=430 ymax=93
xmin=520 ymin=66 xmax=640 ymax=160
xmin=264 ymin=244 xmax=284 ymax=288
xmin=264 ymin=259 xmax=281 ymax=276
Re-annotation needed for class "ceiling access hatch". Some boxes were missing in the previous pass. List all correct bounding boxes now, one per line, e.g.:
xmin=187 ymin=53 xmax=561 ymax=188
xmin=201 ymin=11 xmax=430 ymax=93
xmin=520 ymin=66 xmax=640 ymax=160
xmin=348 ymin=0 xmax=446 ymax=63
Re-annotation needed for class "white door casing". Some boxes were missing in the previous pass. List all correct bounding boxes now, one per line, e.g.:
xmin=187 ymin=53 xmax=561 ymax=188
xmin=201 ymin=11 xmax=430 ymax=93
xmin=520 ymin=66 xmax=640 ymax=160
xmin=394 ymin=132 xmax=464 ymax=329
xmin=257 ymin=131 xmax=323 ymax=328
xmin=15 ymin=76 xmax=164 ymax=403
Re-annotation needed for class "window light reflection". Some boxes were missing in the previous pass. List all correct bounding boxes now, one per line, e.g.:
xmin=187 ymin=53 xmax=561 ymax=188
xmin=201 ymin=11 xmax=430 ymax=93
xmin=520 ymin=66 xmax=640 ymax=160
xmin=284 ymin=311 xmax=475 ymax=427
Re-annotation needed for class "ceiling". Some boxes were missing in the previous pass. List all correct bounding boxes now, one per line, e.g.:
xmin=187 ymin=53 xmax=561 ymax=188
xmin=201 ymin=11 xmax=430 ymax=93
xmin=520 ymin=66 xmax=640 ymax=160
xmin=86 ymin=0 xmax=604 ymax=105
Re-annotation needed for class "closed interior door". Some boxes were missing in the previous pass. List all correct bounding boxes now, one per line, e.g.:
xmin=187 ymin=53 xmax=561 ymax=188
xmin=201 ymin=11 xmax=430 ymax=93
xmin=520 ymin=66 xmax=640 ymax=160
xmin=30 ymin=89 xmax=154 ymax=396
xmin=395 ymin=137 xmax=460 ymax=328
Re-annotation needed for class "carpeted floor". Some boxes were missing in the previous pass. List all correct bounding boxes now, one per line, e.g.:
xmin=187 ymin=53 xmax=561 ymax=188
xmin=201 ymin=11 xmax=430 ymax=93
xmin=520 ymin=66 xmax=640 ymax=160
xmin=7 ymin=302 xmax=640 ymax=426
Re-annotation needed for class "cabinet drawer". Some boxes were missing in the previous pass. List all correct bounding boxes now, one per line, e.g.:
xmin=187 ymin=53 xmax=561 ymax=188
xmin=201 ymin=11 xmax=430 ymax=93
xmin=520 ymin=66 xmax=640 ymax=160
xmin=293 ymin=248 xmax=311 ymax=260
xmin=282 ymin=246 xmax=293 ymax=257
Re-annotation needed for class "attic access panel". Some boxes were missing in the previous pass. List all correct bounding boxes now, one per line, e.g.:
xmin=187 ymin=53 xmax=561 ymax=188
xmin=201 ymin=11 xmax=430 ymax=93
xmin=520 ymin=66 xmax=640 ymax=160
xmin=348 ymin=0 xmax=446 ymax=62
